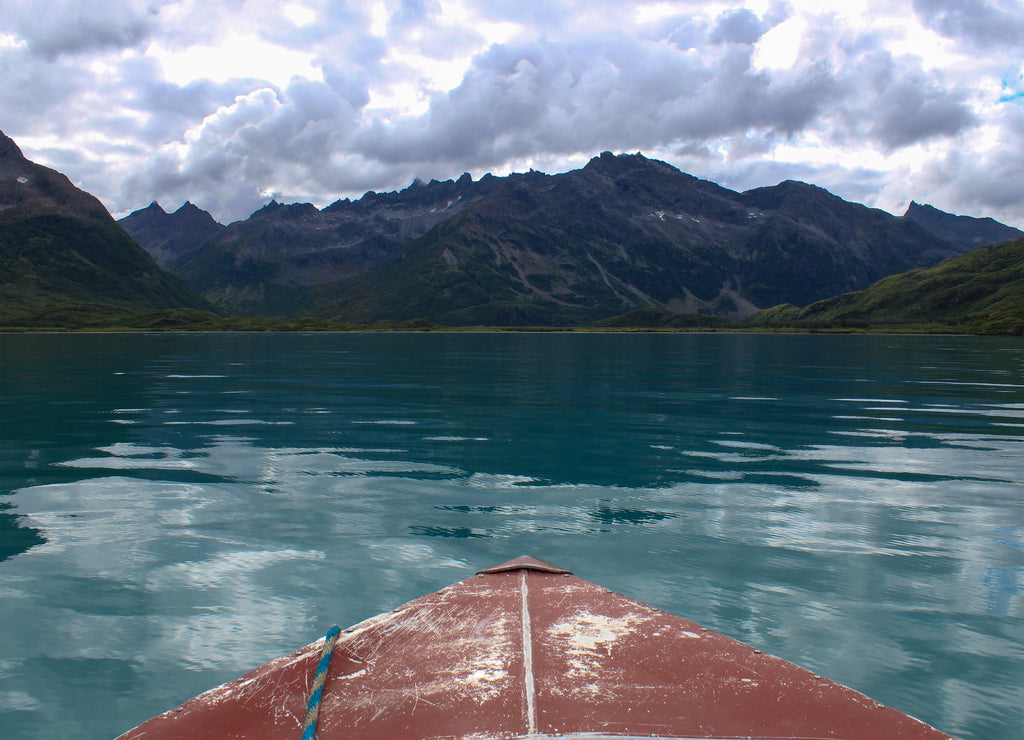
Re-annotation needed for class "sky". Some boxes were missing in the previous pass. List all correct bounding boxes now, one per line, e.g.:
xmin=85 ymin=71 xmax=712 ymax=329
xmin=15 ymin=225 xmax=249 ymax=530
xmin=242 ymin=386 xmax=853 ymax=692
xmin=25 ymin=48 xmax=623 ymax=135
xmin=2 ymin=0 xmax=1024 ymax=227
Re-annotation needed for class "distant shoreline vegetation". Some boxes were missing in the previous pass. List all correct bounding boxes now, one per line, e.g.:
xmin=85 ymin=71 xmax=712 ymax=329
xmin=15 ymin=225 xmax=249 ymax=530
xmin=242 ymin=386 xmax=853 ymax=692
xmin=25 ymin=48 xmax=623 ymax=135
xmin=0 ymin=302 xmax=1017 ymax=335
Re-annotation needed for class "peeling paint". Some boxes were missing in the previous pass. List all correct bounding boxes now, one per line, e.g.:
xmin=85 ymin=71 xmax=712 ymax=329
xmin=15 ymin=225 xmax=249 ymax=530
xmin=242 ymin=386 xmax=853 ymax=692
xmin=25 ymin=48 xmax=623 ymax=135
xmin=117 ymin=558 xmax=956 ymax=740
xmin=548 ymin=610 xmax=645 ymax=653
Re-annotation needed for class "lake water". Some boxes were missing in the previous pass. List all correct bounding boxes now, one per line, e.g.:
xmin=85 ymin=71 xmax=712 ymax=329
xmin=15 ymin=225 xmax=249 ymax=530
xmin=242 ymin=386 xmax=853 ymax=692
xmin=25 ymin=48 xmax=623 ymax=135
xmin=0 ymin=332 xmax=1022 ymax=739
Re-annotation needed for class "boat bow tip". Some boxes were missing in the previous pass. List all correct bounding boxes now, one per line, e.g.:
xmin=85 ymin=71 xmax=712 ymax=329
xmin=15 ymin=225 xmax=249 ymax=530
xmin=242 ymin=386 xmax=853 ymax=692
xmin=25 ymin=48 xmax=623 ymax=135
xmin=476 ymin=555 xmax=573 ymax=575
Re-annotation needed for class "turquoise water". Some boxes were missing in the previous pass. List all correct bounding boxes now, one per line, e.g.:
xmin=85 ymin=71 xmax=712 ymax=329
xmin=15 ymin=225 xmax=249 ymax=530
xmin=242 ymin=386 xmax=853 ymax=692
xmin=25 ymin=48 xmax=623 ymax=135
xmin=1 ymin=332 xmax=1022 ymax=739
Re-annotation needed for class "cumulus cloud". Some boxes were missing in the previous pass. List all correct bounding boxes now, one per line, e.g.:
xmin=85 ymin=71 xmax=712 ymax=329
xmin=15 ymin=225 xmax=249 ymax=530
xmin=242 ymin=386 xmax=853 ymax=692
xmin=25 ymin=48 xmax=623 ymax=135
xmin=913 ymin=0 xmax=1024 ymax=49
xmin=827 ymin=48 xmax=978 ymax=150
xmin=915 ymin=105 xmax=1024 ymax=216
xmin=342 ymin=7 xmax=971 ymax=178
xmin=1 ymin=0 xmax=1022 ymax=226
xmin=869 ymin=78 xmax=976 ymax=149
xmin=0 ymin=48 xmax=92 ymax=131
xmin=3 ymin=0 xmax=158 ymax=58
xmin=710 ymin=8 xmax=771 ymax=45
xmin=350 ymin=32 xmax=842 ymax=174
xmin=121 ymin=72 xmax=373 ymax=221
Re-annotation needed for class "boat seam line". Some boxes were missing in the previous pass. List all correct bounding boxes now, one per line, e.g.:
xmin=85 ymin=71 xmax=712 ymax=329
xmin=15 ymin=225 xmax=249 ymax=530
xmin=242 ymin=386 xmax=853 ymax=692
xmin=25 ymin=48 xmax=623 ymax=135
xmin=521 ymin=570 xmax=537 ymax=735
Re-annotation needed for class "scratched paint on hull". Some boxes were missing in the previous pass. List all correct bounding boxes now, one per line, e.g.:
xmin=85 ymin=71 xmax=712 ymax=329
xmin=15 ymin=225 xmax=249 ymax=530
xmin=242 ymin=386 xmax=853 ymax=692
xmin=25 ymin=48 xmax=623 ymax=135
xmin=117 ymin=556 xmax=956 ymax=740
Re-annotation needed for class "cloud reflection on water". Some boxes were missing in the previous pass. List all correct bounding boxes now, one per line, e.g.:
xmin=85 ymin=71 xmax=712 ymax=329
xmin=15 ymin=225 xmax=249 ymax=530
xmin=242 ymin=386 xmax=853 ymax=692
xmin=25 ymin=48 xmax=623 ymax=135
xmin=2 ymin=333 xmax=1023 ymax=740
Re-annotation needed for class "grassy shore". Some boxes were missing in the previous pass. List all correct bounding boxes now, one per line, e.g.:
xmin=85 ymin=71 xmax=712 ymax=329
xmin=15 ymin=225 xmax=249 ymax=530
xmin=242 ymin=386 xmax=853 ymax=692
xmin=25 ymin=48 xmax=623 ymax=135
xmin=0 ymin=303 xmax=997 ymax=335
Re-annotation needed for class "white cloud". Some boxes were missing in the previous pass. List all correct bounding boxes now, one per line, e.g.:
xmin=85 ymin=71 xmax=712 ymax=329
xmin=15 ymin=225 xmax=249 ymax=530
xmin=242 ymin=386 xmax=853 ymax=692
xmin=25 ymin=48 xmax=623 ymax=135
xmin=0 ymin=0 xmax=1022 ymax=226
xmin=282 ymin=2 xmax=318 ymax=27
xmin=913 ymin=0 xmax=1024 ymax=49
xmin=148 ymin=34 xmax=324 ymax=88
xmin=751 ymin=14 xmax=804 ymax=70
xmin=2 ymin=0 xmax=158 ymax=58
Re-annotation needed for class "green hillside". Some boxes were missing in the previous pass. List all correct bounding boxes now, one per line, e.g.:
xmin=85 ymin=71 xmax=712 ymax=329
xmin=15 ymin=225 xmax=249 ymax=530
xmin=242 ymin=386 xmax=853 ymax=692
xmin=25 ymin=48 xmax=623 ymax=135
xmin=1 ymin=130 xmax=217 ymax=324
xmin=0 ymin=213 xmax=214 ymax=316
xmin=747 ymin=236 xmax=1024 ymax=334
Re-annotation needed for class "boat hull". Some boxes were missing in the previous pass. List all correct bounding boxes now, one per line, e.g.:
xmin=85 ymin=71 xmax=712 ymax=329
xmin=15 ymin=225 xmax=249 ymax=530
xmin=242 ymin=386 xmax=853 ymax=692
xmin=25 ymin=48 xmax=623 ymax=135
xmin=117 ymin=556 xmax=953 ymax=739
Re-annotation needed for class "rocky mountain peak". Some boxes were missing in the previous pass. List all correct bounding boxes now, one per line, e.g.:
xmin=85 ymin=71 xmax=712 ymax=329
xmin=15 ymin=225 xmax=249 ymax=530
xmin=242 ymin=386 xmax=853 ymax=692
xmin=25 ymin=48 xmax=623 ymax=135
xmin=0 ymin=129 xmax=112 ymax=221
xmin=0 ymin=130 xmax=27 ymax=164
xmin=256 ymin=199 xmax=283 ymax=215
xmin=172 ymin=200 xmax=219 ymax=225
xmin=134 ymin=201 xmax=167 ymax=216
xmin=120 ymin=197 xmax=225 ymax=268
xmin=585 ymin=151 xmax=654 ymax=173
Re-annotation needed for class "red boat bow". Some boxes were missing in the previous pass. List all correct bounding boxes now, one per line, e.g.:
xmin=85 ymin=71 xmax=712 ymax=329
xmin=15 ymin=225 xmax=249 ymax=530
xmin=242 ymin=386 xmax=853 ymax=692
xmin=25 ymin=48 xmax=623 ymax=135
xmin=117 ymin=556 xmax=954 ymax=739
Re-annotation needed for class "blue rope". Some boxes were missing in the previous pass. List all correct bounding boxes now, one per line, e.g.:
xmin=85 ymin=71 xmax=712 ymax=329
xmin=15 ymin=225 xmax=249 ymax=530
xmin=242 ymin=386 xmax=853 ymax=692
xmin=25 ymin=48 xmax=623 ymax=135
xmin=302 ymin=624 xmax=341 ymax=740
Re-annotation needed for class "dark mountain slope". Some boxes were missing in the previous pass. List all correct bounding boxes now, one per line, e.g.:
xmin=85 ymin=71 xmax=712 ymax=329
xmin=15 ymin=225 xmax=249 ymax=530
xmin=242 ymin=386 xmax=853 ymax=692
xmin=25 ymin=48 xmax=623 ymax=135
xmin=747 ymin=235 xmax=1024 ymax=334
xmin=316 ymin=153 xmax=968 ymax=326
xmin=904 ymin=201 xmax=1023 ymax=250
xmin=736 ymin=181 xmax=962 ymax=307
xmin=317 ymin=155 xmax=741 ymax=324
xmin=119 ymin=201 xmax=225 ymax=267
xmin=0 ymin=130 xmax=216 ymax=317
xmin=151 ymin=172 xmax=510 ymax=316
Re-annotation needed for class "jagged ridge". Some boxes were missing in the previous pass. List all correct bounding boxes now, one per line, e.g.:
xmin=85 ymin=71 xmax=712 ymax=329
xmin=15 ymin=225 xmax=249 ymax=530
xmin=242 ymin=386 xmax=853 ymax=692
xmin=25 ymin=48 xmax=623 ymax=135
xmin=117 ymin=149 xmax=1021 ymax=327
xmin=316 ymin=152 xmax=969 ymax=325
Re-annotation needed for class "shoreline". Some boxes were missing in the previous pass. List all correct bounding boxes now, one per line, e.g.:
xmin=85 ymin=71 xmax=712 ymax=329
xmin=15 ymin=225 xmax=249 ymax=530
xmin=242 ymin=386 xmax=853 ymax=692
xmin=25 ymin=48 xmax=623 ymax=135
xmin=0 ymin=325 xmax=990 ymax=337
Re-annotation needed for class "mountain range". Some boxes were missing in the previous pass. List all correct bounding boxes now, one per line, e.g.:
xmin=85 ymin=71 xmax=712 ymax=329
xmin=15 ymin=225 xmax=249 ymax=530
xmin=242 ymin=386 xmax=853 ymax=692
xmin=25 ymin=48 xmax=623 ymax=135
xmin=121 ymin=151 xmax=1020 ymax=326
xmin=2 ymin=127 xmax=1021 ymax=331
xmin=120 ymin=171 xmax=522 ymax=317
